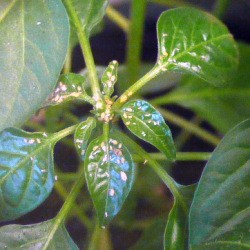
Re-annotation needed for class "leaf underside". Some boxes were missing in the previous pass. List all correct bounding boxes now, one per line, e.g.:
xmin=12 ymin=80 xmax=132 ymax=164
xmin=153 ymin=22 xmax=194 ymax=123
xmin=190 ymin=119 xmax=250 ymax=249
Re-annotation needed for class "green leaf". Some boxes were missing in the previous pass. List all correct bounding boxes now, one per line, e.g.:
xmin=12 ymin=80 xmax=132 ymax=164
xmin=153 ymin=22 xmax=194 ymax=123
xmin=164 ymin=184 xmax=196 ymax=250
xmin=0 ymin=128 xmax=58 ymax=221
xmin=45 ymin=73 xmax=86 ymax=106
xmin=101 ymin=60 xmax=119 ymax=97
xmin=153 ymin=42 xmax=250 ymax=133
xmin=189 ymin=119 xmax=250 ymax=249
xmin=84 ymin=136 xmax=135 ymax=226
xmin=121 ymin=100 xmax=176 ymax=160
xmin=65 ymin=0 xmax=108 ymax=37
xmin=74 ymin=117 xmax=97 ymax=159
xmin=0 ymin=220 xmax=78 ymax=249
xmin=164 ymin=200 xmax=186 ymax=250
xmin=157 ymin=7 xmax=238 ymax=86
xmin=0 ymin=0 xmax=69 ymax=132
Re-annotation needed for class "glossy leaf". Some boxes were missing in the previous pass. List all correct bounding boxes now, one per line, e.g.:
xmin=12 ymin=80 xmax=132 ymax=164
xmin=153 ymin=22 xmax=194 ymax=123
xmin=153 ymin=43 xmax=250 ymax=133
xmin=189 ymin=119 xmax=250 ymax=249
xmin=0 ymin=0 xmax=69 ymax=132
xmin=0 ymin=220 xmax=78 ymax=249
xmin=0 ymin=128 xmax=57 ymax=221
xmin=46 ymin=73 xmax=86 ymax=106
xmin=74 ymin=117 xmax=96 ymax=159
xmin=164 ymin=200 xmax=186 ymax=250
xmin=85 ymin=136 xmax=135 ymax=226
xmin=101 ymin=60 xmax=119 ymax=97
xmin=157 ymin=7 xmax=238 ymax=86
xmin=164 ymin=184 xmax=196 ymax=250
xmin=65 ymin=0 xmax=108 ymax=37
xmin=121 ymin=100 xmax=176 ymax=160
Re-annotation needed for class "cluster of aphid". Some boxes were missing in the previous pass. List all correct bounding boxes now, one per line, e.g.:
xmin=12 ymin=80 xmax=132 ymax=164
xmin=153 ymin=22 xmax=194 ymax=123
xmin=48 ymin=81 xmax=83 ymax=104
xmin=92 ymin=60 xmax=120 ymax=123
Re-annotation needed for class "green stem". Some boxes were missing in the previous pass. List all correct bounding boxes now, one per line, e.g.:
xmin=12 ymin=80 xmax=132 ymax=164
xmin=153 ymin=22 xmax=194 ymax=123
xmin=63 ymin=46 xmax=73 ymax=74
xmin=149 ymin=0 xmax=197 ymax=8
xmin=156 ymin=107 xmax=220 ymax=146
xmin=106 ymin=6 xmax=130 ymax=33
xmin=63 ymin=0 xmax=101 ymax=97
xmin=213 ymin=0 xmax=231 ymax=19
xmin=42 ymin=166 xmax=85 ymax=249
xmin=113 ymin=66 xmax=161 ymax=111
xmin=55 ymin=181 xmax=92 ymax=230
xmin=151 ymin=89 xmax=250 ymax=106
xmin=114 ymin=130 xmax=188 ymax=213
xmin=125 ymin=0 xmax=147 ymax=91
xmin=88 ymin=224 xmax=113 ymax=250
xmin=175 ymin=116 xmax=202 ymax=150
xmin=103 ymin=122 xmax=110 ymax=140
xmin=53 ymin=124 xmax=78 ymax=142
xmin=132 ymin=152 xmax=212 ymax=161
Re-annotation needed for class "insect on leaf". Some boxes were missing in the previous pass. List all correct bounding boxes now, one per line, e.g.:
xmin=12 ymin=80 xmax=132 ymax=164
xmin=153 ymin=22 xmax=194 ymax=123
xmin=157 ymin=7 xmax=238 ymax=86
xmin=101 ymin=60 xmax=119 ymax=97
xmin=84 ymin=136 xmax=135 ymax=226
xmin=121 ymin=100 xmax=176 ymax=160
xmin=74 ymin=117 xmax=97 ymax=160
xmin=45 ymin=73 xmax=86 ymax=106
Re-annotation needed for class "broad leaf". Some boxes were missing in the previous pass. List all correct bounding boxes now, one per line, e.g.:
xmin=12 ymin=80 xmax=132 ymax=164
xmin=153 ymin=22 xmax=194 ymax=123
xmin=0 ymin=0 xmax=69 ymax=132
xmin=121 ymin=100 xmax=176 ymax=160
xmin=189 ymin=119 xmax=250 ymax=249
xmin=157 ymin=7 xmax=238 ymax=85
xmin=164 ymin=185 xmax=196 ymax=250
xmin=74 ymin=117 xmax=96 ymax=159
xmin=46 ymin=73 xmax=86 ymax=106
xmin=0 ymin=128 xmax=57 ymax=221
xmin=64 ymin=0 xmax=108 ymax=37
xmin=152 ymin=43 xmax=250 ymax=133
xmin=102 ymin=60 xmax=119 ymax=97
xmin=0 ymin=220 xmax=78 ymax=249
xmin=85 ymin=136 xmax=135 ymax=226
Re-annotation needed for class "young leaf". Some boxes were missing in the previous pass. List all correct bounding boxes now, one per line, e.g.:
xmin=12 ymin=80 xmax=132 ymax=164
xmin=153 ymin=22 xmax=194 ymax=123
xmin=164 ymin=200 xmax=186 ymax=250
xmin=0 ymin=220 xmax=78 ymax=249
xmin=84 ymin=136 xmax=135 ymax=226
xmin=164 ymin=184 xmax=196 ymax=250
xmin=0 ymin=0 xmax=69 ymax=132
xmin=157 ymin=7 xmax=238 ymax=86
xmin=189 ymin=119 xmax=250 ymax=249
xmin=64 ymin=0 xmax=108 ymax=37
xmin=0 ymin=128 xmax=57 ymax=221
xmin=101 ymin=60 xmax=119 ymax=97
xmin=121 ymin=100 xmax=176 ymax=160
xmin=74 ymin=117 xmax=97 ymax=159
xmin=46 ymin=73 xmax=86 ymax=106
